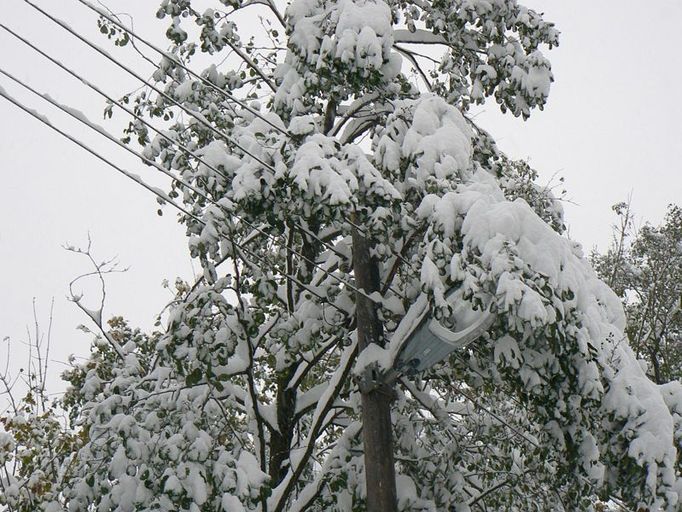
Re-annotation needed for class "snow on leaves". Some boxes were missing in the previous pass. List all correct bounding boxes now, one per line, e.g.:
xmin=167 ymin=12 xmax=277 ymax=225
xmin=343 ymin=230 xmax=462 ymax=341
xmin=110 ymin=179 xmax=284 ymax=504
xmin=410 ymin=0 xmax=559 ymax=116
xmin=376 ymin=94 xmax=681 ymax=508
xmin=3 ymin=0 xmax=679 ymax=511
xmin=422 ymin=169 xmax=680 ymax=507
xmin=278 ymin=0 xmax=401 ymax=113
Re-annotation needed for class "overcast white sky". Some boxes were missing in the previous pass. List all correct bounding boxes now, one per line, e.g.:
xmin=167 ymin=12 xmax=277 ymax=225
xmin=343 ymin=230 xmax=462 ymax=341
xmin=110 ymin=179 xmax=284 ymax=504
xmin=1 ymin=0 xmax=681 ymax=394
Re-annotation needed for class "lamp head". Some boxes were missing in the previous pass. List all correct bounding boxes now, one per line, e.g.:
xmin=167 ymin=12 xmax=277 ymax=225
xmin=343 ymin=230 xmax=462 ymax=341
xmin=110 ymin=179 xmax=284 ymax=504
xmin=394 ymin=288 xmax=495 ymax=374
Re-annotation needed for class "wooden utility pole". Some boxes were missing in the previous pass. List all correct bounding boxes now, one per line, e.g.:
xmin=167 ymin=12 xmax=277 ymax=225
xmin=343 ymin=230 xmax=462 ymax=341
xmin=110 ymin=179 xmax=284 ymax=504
xmin=352 ymin=224 xmax=398 ymax=512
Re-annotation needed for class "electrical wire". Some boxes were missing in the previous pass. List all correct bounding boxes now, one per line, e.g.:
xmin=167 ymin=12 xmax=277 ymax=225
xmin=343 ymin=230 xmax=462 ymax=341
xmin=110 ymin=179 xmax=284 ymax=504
xmin=0 ymin=22 xmax=359 ymax=266
xmin=25 ymin=0 xmax=420 ymax=265
xmin=0 ymin=66 xmax=381 ymax=308
xmin=1 ymin=20 xmax=413 ymax=297
xmin=21 ymin=0 xmax=277 ymax=173
xmin=72 ymin=0 xmax=398 ymax=248
xmin=0 ymin=22 xmax=413 ymax=304
xmin=10 ymin=2 xmax=417 ymax=301
xmin=0 ymin=23 xmax=228 ymax=177
xmin=76 ymin=0 xmax=289 ymax=137
xmin=76 ymin=0 xmax=413 ymax=236
xmin=0 ymin=86 xmax=352 ymax=317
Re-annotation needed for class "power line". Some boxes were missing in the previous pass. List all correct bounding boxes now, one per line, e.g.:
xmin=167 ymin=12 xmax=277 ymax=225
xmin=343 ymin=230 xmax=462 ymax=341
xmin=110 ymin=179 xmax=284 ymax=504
xmin=47 ymin=0 xmax=388 ymax=248
xmin=0 ymin=86 xmax=351 ymax=317
xmin=76 ymin=0 xmax=289 ymax=137
xmin=12 ymin=2 xmax=416 ymax=300
xmin=0 ymin=64 xmax=378 ymax=308
xmin=1 ymin=18 xmax=412 ymax=299
xmin=0 ymin=26 xmax=414 ymax=308
xmin=0 ymin=22 xmax=359 ymax=266
xmin=22 ymin=0 xmax=277 ymax=173
xmin=22 ymin=0 xmax=418 ymax=267
xmin=0 ymin=23 xmax=229 ymax=178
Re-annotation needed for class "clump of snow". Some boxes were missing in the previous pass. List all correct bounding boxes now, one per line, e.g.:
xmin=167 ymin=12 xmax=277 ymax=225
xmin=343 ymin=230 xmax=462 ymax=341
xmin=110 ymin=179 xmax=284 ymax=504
xmin=0 ymin=432 xmax=16 ymax=465
xmin=221 ymin=493 xmax=246 ymax=512
xmin=287 ymin=134 xmax=357 ymax=205
xmin=374 ymin=95 xmax=474 ymax=197
xmin=603 ymin=344 xmax=679 ymax=502
xmin=288 ymin=0 xmax=393 ymax=74
xmin=174 ymin=79 xmax=195 ymax=101
xmin=288 ymin=115 xmax=317 ymax=135
xmin=280 ymin=133 xmax=400 ymax=208
xmin=353 ymin=343 xmax=393 ymax=376
xmin=195 ymin=140 xmax=241 ymax=175
xmin=511 ymin=51 xmax=552 ymax=99
xmin=276 ymin=0 xmax=399 ymax=113
xmin=237 ymin=451 xmax=269 ymax=490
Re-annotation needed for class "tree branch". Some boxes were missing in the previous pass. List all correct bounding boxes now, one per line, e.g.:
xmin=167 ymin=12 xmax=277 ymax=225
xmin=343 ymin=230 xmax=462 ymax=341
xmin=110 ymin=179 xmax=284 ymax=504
xmin=270 ymin=340 xmax=358 ymax=512
xmin=225 ymin=39 xmax=277 ymax=92
xmin=393 ymin=29 xmax=448 ymax=45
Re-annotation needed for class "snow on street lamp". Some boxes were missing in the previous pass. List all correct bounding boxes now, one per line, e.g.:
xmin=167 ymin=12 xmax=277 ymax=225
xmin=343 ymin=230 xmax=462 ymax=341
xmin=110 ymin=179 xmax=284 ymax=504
xmin=387 ymin=288 xmax=495 ymax=381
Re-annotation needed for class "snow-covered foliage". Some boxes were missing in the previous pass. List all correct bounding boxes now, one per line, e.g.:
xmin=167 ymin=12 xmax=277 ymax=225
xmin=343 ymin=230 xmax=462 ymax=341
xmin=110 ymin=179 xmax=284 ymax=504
xmin=592 ymin=203 xmax=682 ymax=385
xmin=4 ymin=0 xmax=680 ymax=511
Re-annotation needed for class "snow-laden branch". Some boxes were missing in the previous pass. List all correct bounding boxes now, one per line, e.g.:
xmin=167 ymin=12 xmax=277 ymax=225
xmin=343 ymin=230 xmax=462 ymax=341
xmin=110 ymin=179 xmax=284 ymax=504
xmin=269 ymin=339 xmax=357 ymax=512
xmin=393 ymin=29 xmax=448 ymax=45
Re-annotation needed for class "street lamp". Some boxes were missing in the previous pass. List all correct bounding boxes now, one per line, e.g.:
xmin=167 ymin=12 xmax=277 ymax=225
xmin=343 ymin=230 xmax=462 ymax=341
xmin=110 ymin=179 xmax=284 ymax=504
xmin=388 ymin=288 xmax=495 ymax=381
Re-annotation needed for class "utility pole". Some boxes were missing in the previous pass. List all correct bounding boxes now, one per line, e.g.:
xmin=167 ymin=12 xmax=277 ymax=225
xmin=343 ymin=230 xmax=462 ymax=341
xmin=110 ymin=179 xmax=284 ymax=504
xmin=352 ymin=221 xmax=398 ymax=512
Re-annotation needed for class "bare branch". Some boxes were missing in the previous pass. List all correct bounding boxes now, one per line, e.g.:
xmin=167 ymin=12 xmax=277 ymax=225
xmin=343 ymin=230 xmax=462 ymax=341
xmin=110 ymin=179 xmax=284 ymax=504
xmin=64 ymin=237 xmax=128 ymax=361
xmin=394 ymin=44 xmax=433 ymax=92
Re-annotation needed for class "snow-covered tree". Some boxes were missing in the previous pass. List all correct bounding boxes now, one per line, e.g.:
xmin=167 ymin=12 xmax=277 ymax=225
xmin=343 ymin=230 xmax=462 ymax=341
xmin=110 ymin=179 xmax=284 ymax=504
xmin=592 ymin=202 xmax=682 ymax=384
xmin=0 ymin=303 xmax=80 ymax=512
xmin=3 ymin=0 xmax=681 ymax=510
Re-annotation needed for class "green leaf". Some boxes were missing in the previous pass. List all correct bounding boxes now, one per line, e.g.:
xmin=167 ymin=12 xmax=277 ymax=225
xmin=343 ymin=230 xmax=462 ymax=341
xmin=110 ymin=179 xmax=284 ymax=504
xmin=185 ymin=368 xmax=202 ymax=386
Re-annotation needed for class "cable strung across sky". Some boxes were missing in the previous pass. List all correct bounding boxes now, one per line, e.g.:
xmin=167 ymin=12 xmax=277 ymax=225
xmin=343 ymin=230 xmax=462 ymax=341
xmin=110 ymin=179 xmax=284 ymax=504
xmin=22 ymin=0 xmax=279 ymax=173
xmin=67 ymin=0 xmax=401 ymax=245
xmin=1 ymin=23 xmax=371 ymax=275
xmin=5 ymin=65 xmax=383 ymax=306
xmin=0 ymin=86 xmax=361 ymax=316
xmin=75 ymin=0 xmax=290 ymax=136
xmin=0 ymin=6 xmax=414 ymax=302
xmin=21 ymin=0 xmax=419 ymax=250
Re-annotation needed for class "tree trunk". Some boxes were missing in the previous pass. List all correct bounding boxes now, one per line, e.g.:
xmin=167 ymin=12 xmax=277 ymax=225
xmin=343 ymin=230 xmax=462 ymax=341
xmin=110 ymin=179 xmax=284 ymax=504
xmin=269 ymin=373 xmax=297 ymax=484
